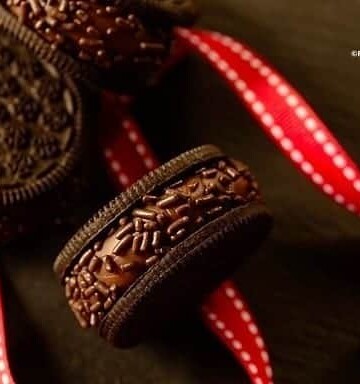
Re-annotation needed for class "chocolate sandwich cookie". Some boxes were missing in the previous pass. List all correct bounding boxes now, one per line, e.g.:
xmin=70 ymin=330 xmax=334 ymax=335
xmin=0 ymin=31 xmax=83 ymax=242
xmin=54 ymin=145 xmax=272 ymax=347
xmin=0 ymin=0 xmax=198 ymax=89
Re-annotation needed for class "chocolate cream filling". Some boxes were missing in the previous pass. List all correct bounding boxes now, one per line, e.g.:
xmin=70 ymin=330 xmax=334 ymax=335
xmin=63 ymin=157 xmax=261 ymax=329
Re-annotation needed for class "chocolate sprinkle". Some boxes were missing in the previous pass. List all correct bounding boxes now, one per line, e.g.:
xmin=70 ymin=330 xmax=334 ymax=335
xmin=113 ymin=234 xmax=133 ymax=254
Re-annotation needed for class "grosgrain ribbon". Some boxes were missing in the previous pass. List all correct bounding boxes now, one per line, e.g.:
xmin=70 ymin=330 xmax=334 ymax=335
xmin=176 ymin=28 xmax=360 ymax=215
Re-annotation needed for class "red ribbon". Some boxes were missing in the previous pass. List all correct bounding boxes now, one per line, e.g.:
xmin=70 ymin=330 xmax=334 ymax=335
xmin=176 ymin=29 xmax=360 ymax=215
xmin=1 ymin=27 xmax=359 ymax=384
xmin=0 ymin=287 xmax=14 ymax=384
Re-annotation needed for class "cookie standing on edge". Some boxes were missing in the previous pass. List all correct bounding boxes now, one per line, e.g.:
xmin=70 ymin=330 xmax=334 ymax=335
xmin=0 ymin=0 xmax=198 ymax=89
xmin=54 ymin=145 xmax=272 ymax=347
xmin=0 ymin=31 xmax=84 ymax=243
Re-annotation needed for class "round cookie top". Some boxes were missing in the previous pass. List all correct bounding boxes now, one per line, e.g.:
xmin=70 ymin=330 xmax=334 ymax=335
xmin=0 ymin=0 xmax=198 ymax=88
xmin=0 ymin=32 xmax=82 ymax=207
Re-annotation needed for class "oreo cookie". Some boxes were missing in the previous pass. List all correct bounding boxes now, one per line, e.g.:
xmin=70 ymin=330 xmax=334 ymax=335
xmin=0 ymin=31 xmax=83 ymax=242
xmin=0 ymin=0 xmax=198 ymax=89
xmin=54 ymin=145 xmax=272 ymax=347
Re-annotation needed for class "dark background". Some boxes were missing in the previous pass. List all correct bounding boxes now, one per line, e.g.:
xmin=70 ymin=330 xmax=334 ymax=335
xmin=2 ymin=1 xmax=360 ymax=383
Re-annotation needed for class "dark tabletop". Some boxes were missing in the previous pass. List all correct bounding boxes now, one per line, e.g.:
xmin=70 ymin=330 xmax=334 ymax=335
xmin=2 ymin=1 xmax=360 ymax=383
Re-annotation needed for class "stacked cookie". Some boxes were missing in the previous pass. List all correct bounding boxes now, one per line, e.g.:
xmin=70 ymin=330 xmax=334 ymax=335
xmin=0 ymin=0 xmax=198 ymax=242
xmin=0 ymin=0 xmax=198 ymax=88
xmin=0 ymin=1 xmax=273 ymax=348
